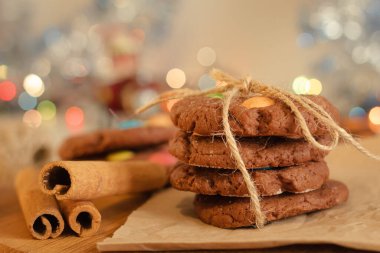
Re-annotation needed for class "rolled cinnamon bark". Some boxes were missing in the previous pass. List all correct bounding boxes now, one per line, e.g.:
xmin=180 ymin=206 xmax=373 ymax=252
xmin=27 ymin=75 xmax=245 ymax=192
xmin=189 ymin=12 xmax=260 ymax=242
xmin=39 ymin=160 xmax=168 ymax=200
xmin=15 ymin=168 xmax=65 ymax=239
xmin=59 ymin=200 xmax=101 ymax=237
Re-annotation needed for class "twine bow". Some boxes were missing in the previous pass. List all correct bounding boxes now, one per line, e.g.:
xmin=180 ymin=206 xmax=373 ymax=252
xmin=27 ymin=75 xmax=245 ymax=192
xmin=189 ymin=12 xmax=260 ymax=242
xmin=137 ymin=69 xmax=380 ymax=228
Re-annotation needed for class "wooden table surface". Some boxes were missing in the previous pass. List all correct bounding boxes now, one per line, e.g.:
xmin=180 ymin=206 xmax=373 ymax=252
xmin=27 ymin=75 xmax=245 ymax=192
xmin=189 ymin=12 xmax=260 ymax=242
xmin=0 ymin=187 xmax=373 ymax=253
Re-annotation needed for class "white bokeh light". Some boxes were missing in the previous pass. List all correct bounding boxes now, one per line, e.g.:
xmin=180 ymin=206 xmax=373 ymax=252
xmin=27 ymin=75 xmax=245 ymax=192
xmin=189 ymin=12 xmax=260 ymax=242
xmin=166 ymin=68 xmax=186 ymax=89
xmin=23 ymin=74 xmax=45 ymax=97
xmin=197 ymin=47 xmax=216 ymax=66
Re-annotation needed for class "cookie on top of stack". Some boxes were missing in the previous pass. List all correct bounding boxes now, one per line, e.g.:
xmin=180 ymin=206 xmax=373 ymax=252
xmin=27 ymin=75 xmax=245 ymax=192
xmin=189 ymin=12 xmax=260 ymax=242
xmin=168 ymin=94 xmax=349 ymax=228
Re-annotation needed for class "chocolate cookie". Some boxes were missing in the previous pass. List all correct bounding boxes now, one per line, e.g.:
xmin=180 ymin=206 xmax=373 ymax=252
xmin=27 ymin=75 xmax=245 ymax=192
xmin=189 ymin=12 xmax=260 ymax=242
xmin=59 ymin=126 xmax=176 ymax=160
xmin=194 ymin=180 xmax=348 ymax=228
xmin=170 ymin=94 xmax=339 ymax=138
xmin=170 ymin=161 xmax=329 ymax=197
xmin=169 ymin=131 xmax=330 ymax=169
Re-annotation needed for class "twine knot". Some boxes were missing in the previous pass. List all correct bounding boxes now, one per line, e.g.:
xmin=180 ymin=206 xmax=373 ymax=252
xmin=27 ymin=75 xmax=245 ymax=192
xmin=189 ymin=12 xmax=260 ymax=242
xmin=136 ymin=68 xmax=380 ymax=228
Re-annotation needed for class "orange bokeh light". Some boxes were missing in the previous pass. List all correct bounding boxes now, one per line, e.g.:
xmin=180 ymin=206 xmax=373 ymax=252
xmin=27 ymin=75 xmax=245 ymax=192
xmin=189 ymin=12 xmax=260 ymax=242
xmin=369 ymin=107 xmax=380 ymax=125
xmin=166 ymin=99 xmax=180 ymax=112
xmin=65 ymin=106 xmax=84 ymax=129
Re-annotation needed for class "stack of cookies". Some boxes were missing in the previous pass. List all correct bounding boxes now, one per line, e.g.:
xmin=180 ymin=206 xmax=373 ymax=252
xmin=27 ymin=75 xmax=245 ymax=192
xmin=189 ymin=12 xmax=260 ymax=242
xmin=168 ymin=94 xmax=349 ymax=228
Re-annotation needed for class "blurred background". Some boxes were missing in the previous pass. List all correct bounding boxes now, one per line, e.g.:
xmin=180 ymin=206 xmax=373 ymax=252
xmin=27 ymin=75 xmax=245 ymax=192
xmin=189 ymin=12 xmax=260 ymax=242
xmin=1 ymin=0 xmax=380 ymax=185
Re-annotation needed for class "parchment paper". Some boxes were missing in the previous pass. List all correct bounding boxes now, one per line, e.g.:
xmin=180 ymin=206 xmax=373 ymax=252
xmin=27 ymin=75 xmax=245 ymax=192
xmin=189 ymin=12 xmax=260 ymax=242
xmin=98 ymin=136 xmax=380 ymax=252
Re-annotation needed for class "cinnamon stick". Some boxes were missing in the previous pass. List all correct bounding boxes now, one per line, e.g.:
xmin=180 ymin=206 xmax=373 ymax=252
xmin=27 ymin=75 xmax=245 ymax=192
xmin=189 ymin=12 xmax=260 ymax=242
xmin=39 ymin=161 xmax=167 ymax=200
xmin=59 ymin=200 xmax=101 ymax=237
xmin=15 ymin=168 xmax=65 ymax=239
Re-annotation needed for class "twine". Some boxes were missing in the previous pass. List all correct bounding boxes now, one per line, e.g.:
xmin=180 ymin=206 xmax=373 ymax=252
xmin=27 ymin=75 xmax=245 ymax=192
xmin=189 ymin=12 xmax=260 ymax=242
xmin=136 ymin=69 xmax=380 ymax=228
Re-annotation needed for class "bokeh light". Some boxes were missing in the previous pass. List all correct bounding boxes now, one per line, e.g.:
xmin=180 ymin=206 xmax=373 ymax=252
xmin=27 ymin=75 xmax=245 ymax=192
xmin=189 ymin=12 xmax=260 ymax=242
xmin=292 ymin=76 xmax=323 ymax=95
xmin=133 ymin=89 xmax=158 ymax=109
xmin=308 ymin=78 xmax=323 ymax=95
xmin=0 ymin=80 xmax=17 ymax=101
xmin=65 ymin=106 xmax=84 ymax=129
xmin=145 ymin=113 xmax=173 ymax=127
xmin=198 ymin=74 xmax=216 ymax=90
xmin=23 ymin=74 xmax=45 ymax=97
xmin=37 ymin=100 xmax=56 ymax=120
xmin=119 ymin=119 xmax=143 ymax=129
xmin=292 ymin=76 xmax=310 ymax=94
xmin=197 ymin=47 xmax=216 ymax=66
xmin=23 ymin=110 xmax=42 ymax=128
xmin=296 ymin=33 xmax=314 ymax=48
xmin=18 ymin=92 xmax=37 ymax=110
xmin=166 ymin=68 xmax=186 ymax=88
xmin=349 ymin=107 xmax=366 ymax=118
xmin=0 ymin=65 xmax=8 ymax=80
xmin=166 ymin=99 xmax=180 ymax=112
xmin=369 ymin=107 xmax=380 ymax=125
xmin=324 ymin=21 xmax=342 ymax=40
xmin=344 ymin=21 xmax=362 ymax=40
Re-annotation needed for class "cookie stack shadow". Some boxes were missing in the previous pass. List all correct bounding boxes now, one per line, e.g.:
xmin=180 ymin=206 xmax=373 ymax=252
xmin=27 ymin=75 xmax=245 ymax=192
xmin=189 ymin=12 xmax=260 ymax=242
xmin=168 ymin=94 xmax=349 ymax=228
